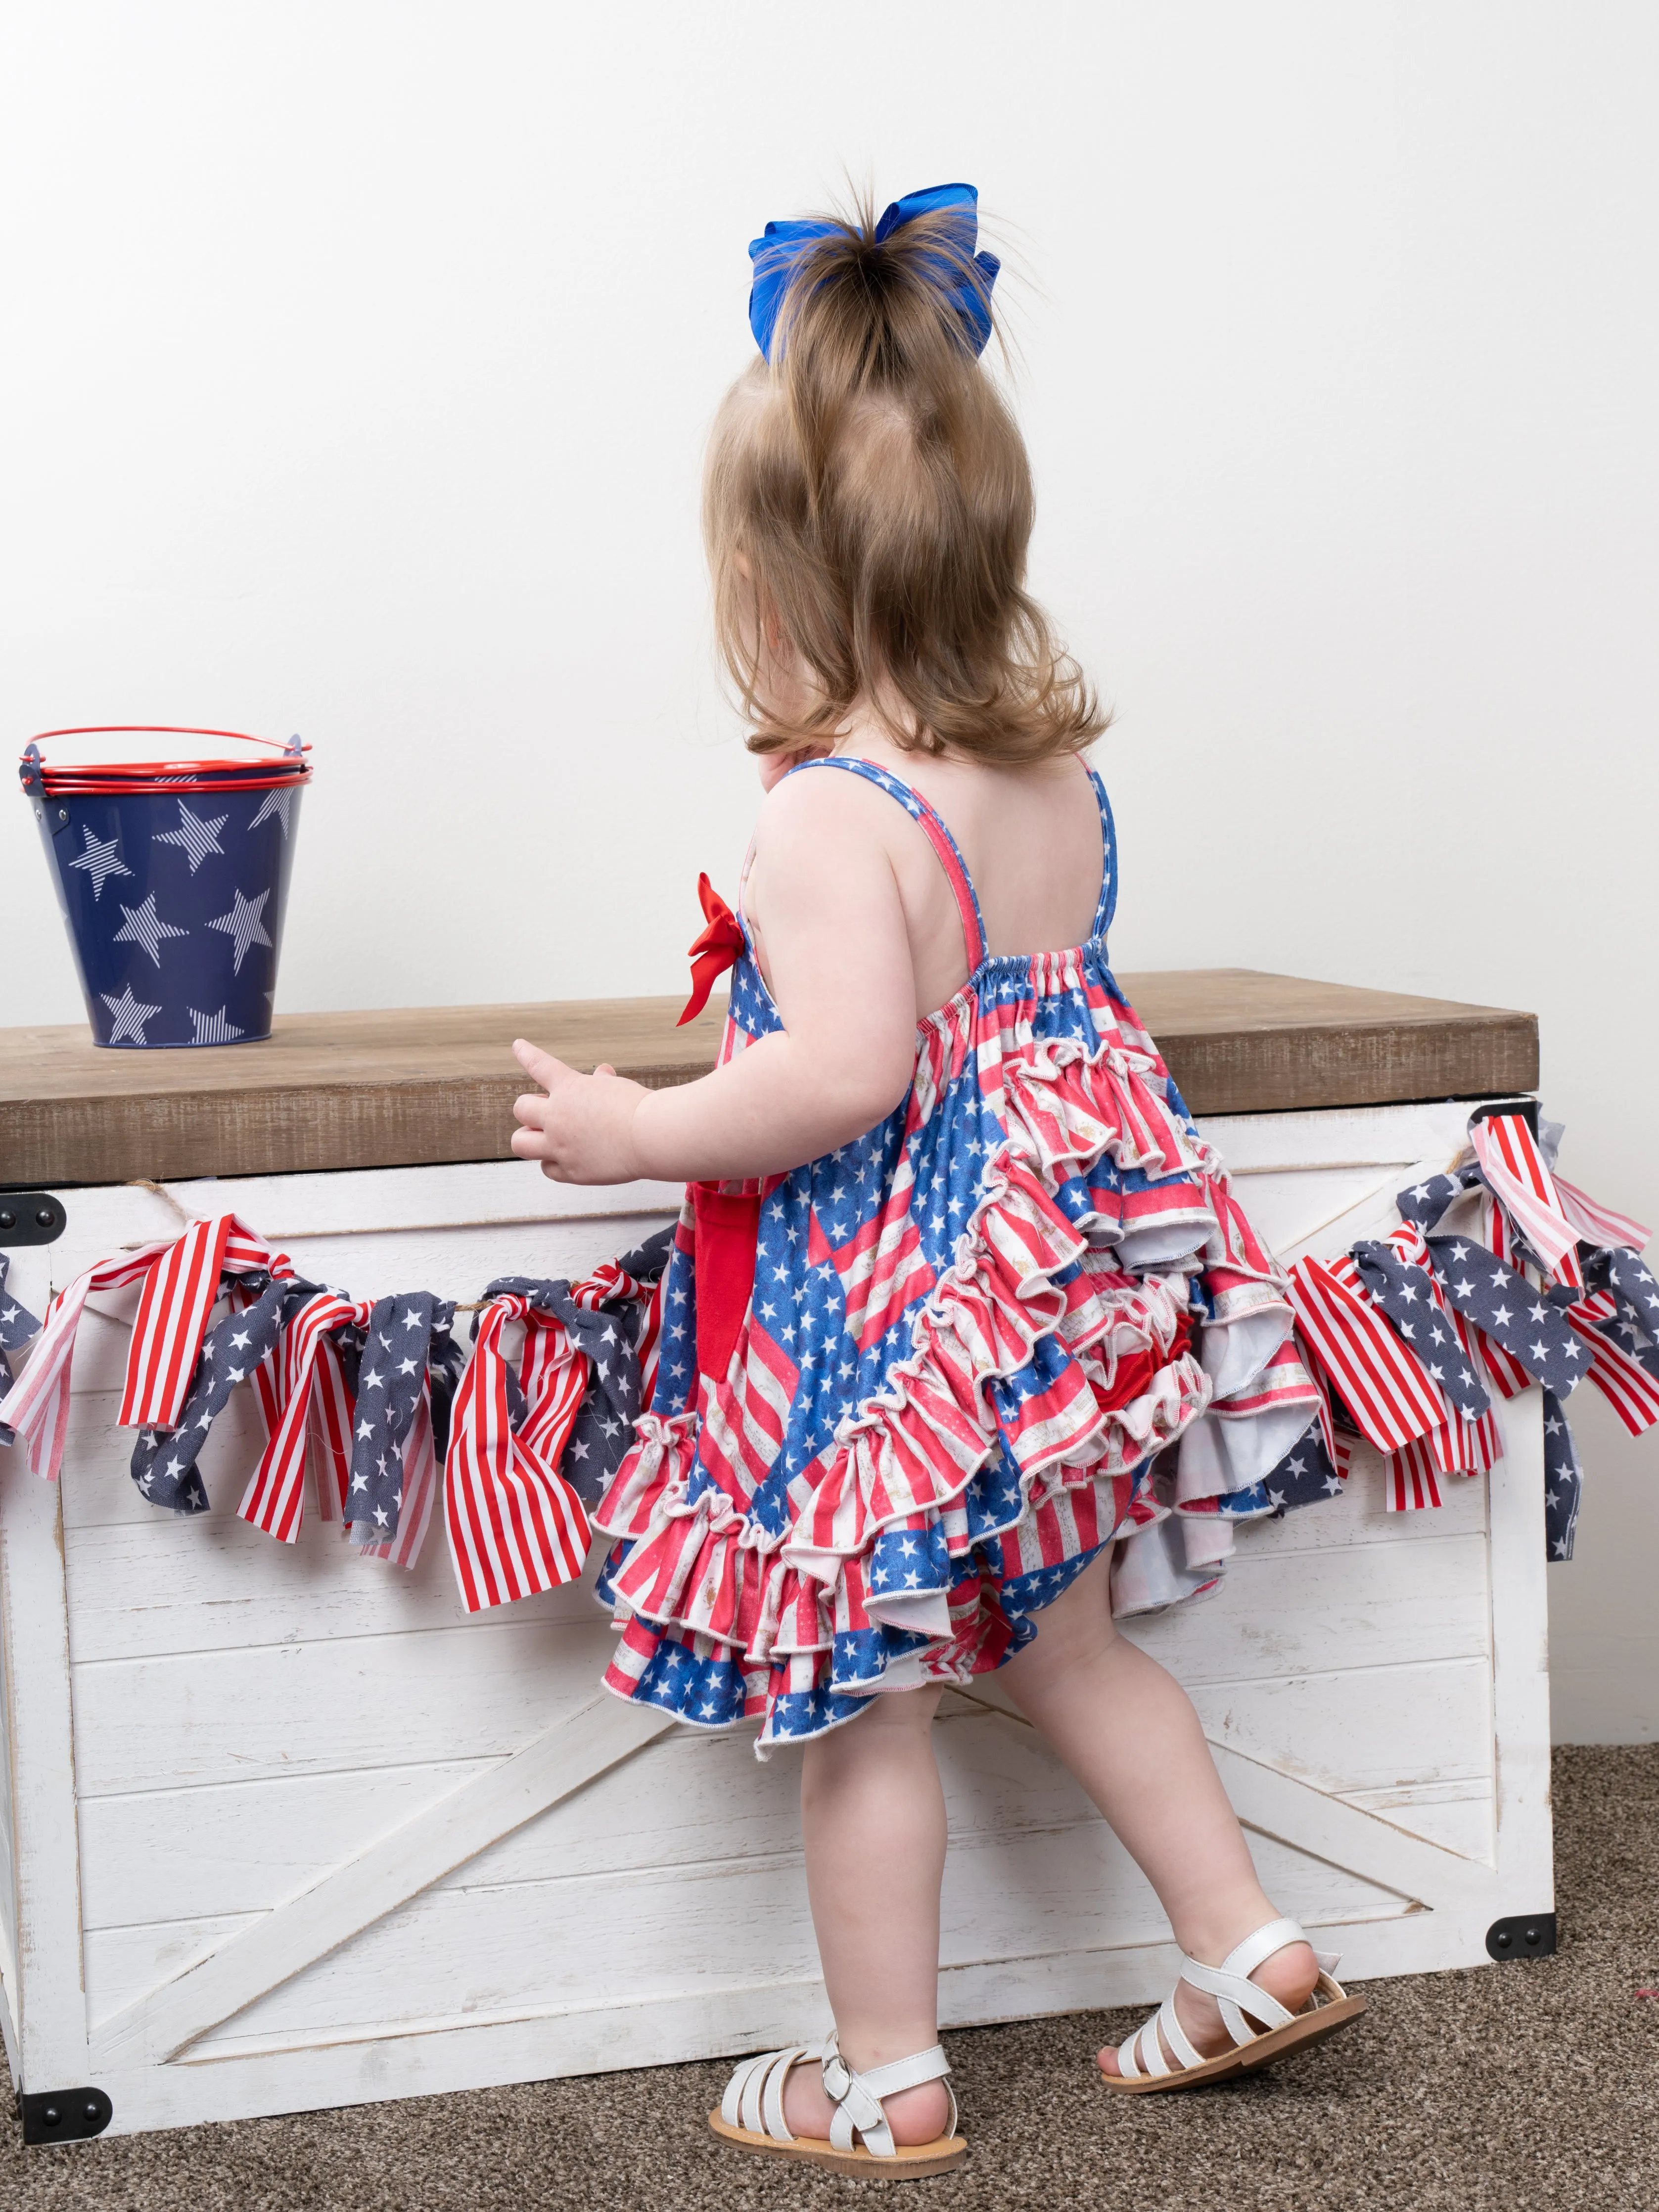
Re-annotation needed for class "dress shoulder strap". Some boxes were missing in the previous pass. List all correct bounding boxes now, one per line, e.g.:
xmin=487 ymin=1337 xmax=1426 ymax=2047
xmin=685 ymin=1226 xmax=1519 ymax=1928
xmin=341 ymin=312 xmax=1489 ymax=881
xmin=785 ymin=755 xmax=987 ymax=971
xmin=1085 ymin=762 xmax=1118 ymax=939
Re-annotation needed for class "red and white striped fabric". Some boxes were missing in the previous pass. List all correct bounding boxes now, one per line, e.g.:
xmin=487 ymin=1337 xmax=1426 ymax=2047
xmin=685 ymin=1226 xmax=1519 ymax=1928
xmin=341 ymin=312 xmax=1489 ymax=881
xmin=1552 ymin=1174 xmax=1650 ymax=1255
xmin=118 ymin=1213 xmax=234 ymax=1429
xmin=1568 ymin=1290 xmax=1659 ymax=1436
xmin=1386 ymin=1435 xmax=1445 ymax=1511
xmin=1287 ymin=1254 xmax=1447 ymax=1456
xmin=444 ymin=1294 xmax=593 ymax=1613
xmin=237 ymin=1290 xmax=371 ymax=1543
xmin=307 ymin=1334 xmax=357 ymax=1524
xmin=1471 ymin=1113 xmax=1584 ymax=1292
xmin=1 ymin=1242 xmax=172 ymax=1481
xmin=3 ymin=1213 xmax=289 ymax=1484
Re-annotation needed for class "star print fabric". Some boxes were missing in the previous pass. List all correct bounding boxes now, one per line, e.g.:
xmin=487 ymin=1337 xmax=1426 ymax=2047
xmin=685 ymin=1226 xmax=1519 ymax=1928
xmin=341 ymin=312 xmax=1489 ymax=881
xmin=1542 ymin=1390 xmax=1582 ymax=1558
xmin=592 ymin=758 xmax=1327 ymax=1752
xmin=0 ymin=1256 xmax=44 ymax=1436
xmin=344 ymin=1294 xmax=456 ymax=1543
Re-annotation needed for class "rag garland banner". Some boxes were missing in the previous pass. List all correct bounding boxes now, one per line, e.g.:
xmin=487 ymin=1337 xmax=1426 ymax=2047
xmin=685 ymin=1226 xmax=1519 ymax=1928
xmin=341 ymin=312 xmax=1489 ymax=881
xmin=0 ymin=1108 xmax=1652 ymax=1610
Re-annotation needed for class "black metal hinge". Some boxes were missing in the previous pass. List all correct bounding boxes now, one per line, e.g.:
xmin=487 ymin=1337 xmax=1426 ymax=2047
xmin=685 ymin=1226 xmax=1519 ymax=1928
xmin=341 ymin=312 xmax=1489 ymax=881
xmin=1486 ymin=1913 xmax=1556 ymax=1961
xmin=0 ymin=1194 xmax=66 ymax=1247
xmin=18 ymin=2087 xmax=113 ymax=2145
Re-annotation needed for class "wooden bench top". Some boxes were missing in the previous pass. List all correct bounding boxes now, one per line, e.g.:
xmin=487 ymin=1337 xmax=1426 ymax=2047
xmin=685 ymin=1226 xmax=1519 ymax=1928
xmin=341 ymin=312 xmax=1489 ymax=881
xmin=0 ymin=971 xmax=1537 ymax=1187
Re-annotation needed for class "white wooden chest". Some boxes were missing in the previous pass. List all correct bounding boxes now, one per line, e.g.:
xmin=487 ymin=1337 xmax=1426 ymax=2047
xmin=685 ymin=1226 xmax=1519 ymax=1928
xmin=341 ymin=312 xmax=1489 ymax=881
xmin=0 ymin=1092 xmax=1552 ymax=2138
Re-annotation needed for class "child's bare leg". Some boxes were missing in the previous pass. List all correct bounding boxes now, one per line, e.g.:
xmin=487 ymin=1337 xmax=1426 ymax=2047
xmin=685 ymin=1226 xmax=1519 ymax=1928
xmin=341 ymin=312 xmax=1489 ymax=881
xmin=1001 ymin=1547 xmax=1318 ymax=2074
xmin=781 ymin=1685 xmax=954 ymax=2145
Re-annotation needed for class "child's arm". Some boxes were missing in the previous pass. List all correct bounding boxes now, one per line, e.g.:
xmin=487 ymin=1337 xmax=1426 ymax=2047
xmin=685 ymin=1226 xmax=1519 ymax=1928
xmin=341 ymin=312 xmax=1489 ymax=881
xmin=510 ymin=771 xmax=920 ymax=1185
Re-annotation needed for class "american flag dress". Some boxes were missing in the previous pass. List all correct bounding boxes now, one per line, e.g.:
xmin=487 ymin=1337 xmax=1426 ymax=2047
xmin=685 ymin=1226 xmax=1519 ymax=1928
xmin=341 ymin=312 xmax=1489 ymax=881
xmin=594 ymin=756 xmax=1329 ymax=1751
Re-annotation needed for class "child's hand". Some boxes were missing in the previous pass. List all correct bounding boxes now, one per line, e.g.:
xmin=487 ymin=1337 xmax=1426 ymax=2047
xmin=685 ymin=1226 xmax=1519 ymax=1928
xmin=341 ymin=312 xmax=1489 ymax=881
xmin=509 ymin=1040 xmax=648 ymax=1185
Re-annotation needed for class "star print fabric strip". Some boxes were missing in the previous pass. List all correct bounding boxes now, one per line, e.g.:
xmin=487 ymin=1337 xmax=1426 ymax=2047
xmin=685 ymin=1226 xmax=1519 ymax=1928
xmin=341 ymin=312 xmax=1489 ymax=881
xmin=1582 ymin=1248 xmax=1659 ymax=1381
xmin=0 ymin=1255 xmax=44 ymax=1434
xmin=1349 ymin=1230 xmax=1492 ymax=1421
xmin=1542 ymin=1389 xmax=1583 ymax=1559
xmin=1422 ymin=1236 xmax=1584 ymax=1396
xmin=128 ymin=1273 xmax=306 ymax=1512
xmin=344 ymin=1294 xmax=454 ymax=1543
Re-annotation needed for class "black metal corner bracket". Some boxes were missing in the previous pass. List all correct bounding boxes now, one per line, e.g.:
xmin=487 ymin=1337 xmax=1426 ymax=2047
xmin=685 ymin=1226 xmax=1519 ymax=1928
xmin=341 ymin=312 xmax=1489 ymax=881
xmin=0 ymin=1194 xmax=66 ymax=1247
xmin=19 ymin=2087 xmax=113 ymax=2146
xmin=1486 ymin=1913 xmax=1557 ymax=1961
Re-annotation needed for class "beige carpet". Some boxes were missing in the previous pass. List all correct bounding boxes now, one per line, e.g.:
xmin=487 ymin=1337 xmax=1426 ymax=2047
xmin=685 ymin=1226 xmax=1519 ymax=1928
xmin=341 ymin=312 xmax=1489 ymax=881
xmin=0 ymin=1745 xmax=1653 ymax=2212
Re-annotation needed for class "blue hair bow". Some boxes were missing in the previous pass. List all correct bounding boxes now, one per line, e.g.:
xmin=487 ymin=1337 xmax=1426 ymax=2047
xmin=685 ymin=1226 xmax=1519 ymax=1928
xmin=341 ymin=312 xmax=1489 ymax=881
xmin=747 ymin=181 xmax=1001 ymax=363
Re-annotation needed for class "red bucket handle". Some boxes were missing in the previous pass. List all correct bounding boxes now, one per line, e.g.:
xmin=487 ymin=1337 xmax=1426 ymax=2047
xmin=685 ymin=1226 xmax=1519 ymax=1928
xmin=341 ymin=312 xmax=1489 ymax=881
xmin=21 ymin=728 xmax=311 ymax=798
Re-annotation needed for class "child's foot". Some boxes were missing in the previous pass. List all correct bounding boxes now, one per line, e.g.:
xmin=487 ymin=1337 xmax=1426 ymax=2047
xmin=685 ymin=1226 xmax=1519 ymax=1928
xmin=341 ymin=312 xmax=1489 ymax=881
xmin=1097 ymin=1938 xmax=1320 ymax=2078
xmin=782 ymin=2056 xmax=952 ymax=2146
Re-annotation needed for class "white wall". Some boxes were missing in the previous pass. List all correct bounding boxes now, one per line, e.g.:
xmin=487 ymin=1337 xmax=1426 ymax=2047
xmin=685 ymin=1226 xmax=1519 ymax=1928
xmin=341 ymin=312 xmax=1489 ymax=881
xmin=2 ymin=2 xmax=1655 ymax=1739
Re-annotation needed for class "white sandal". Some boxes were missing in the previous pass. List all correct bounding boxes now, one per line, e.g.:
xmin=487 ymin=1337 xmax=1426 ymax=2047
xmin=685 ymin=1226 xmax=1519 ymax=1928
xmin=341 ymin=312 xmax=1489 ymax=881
xmin=708 ymin=2029 xmax=967 ymax=2177
xmin=1102 ymin=1914 xmax=1366 ymax=2094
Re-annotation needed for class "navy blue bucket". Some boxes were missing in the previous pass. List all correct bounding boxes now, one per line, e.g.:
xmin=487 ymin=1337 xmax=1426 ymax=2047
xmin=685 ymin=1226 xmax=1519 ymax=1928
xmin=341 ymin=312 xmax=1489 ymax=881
xmin=20 ymin=727 xmax=311 ymax=1049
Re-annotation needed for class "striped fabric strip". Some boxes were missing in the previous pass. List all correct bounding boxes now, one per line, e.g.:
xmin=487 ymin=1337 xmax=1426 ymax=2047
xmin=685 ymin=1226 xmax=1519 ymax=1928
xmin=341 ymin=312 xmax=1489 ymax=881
xmin=237 ymin=1291 xmax=369 ymax=1542
xmin=118 ymin=1213 xmax=234 ymax=1430
xmin=307 ymin=1333 xmax=356 ymax=1522
xmin=1568 ymin=1298 xmax=1659 ymax=1436
xmin=1471 ymin=1114 xmax=1584 ymax=1291
xmin=0 ymin=1243 xmax=173 ymax=1480
xmin=1287 ymin=1255 xmax=1447 ymax=1454
xmin=1386 ymin=1434 xmax=1445 ymax=1511
xmin=1551 ymin=1173 xmax=1650 ymax=1255
xmin=444 ymin=1297 xmax=593 ymax=1612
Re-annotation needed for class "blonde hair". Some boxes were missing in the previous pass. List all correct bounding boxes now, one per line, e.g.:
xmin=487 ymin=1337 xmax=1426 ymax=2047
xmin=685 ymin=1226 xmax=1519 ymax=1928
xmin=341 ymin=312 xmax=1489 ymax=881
xmin=704 ymin=190 xmax=1105 ymax=764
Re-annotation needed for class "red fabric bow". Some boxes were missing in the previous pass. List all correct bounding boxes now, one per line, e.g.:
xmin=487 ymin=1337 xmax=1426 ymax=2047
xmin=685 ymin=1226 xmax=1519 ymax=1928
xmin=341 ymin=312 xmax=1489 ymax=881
xmin=677 ymin=872 xmax=745 ymax=1026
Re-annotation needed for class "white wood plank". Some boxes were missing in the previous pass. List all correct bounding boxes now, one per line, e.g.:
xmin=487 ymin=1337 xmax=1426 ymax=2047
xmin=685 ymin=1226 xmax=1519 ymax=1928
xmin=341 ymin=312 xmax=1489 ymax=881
xmin=957 ymin=1684 xmax=1493 ymax=1903
xmin=63 ymin=1460 xmax=604 ymax=1657
xmin=161 ymin=1160 xmax=686 ymax=1237
xmin=1485 ymin=1388 xmax=1554 ymax=1913
xmin=1197 ymin=1099 xmax=1482 ymax=1173
xmin=241 ymin=1218 xmax=679 ymax=1312
xmin=1188 ymin=1657 xmax=1494 ymax=1801
xmin=78 ymin=1760 xmax=495 ymax=1932
xmin=91 ymin=1695 xmax=677 ymax=2064
xmin=1337 ymin=1783 xmax=1492 ymax=1859
xmin=0 ymin=1587 xmax=20 ymax=2065
xmin=1122 ymin=1527 xmax=1491 ymax=1682
xmin=39 ymin=1169 xmax=681 ymax=1271
xmin=70 ymin=1613 xmax=623 ymax=1798
xmin=0 ymin=1458 xmax=91 ymax=2090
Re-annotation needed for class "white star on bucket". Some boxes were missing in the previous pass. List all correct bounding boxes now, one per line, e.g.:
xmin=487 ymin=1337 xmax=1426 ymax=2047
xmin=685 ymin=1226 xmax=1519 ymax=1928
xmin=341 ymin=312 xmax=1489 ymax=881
xmin=101 ymin=983 xmax=163 ymax=1044
xmin=153 ymin=799 xmax=229 ymax=874
xmin=206 ymin=885 xmax=273 ymax=973
xmin=112 ymin=893 xmax=189 ymax=968
xmin=249 ymin=787 xmax=295 ymax=838
xmin=67 ymin=827 xmax=133 ymax=901
xmin=187 ymin=1005 xmax=246 ymax=1044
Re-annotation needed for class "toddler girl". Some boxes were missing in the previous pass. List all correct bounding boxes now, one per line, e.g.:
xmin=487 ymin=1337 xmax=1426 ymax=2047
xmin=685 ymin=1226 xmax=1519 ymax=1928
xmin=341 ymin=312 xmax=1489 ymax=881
xmin=511 ymin=183 xmax=1364 ymax=2179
